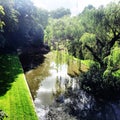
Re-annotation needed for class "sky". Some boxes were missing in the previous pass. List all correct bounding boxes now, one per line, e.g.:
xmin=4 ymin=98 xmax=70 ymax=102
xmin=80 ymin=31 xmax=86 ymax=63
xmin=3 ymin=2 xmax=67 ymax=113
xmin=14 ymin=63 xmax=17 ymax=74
xmin=32 ymin=0 xmax=119 ymax=16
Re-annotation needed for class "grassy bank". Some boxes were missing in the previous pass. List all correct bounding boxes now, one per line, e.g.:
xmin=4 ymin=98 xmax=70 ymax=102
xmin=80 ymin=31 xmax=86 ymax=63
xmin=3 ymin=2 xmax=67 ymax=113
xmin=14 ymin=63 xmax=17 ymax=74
xmin=0 ymin=55 xmax=38 ymax=120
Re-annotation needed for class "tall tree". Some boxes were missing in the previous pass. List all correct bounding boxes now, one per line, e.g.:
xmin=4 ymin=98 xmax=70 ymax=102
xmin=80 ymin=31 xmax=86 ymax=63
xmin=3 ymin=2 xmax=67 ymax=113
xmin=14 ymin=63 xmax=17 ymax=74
xmin=79 ymin=2 xmax=120 ymax=99
xmin=80 ymin=2 xmax=120 ymax=68
xmin=0 ymin=0 xmax=49 ymax=50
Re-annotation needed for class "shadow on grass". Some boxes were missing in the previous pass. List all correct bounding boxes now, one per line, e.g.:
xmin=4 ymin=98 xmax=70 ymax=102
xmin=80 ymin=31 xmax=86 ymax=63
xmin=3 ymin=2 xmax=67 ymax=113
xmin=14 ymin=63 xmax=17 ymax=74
xmin=0 ymin=55 xmax=23 ymax=96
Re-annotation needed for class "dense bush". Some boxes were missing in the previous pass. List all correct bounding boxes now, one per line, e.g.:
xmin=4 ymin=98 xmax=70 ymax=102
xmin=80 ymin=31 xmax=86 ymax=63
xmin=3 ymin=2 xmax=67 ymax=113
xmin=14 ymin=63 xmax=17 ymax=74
xmin=80 ymin=64 xmax=120 ymax=100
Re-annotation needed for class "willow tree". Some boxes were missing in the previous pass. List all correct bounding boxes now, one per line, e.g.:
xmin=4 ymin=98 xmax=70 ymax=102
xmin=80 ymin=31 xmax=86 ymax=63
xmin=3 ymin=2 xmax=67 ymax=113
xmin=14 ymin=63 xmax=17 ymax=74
xmin=80 ymin=2 xmax=120 ymax=68
xmin=79 ymin=2 xmax=120 ymax=99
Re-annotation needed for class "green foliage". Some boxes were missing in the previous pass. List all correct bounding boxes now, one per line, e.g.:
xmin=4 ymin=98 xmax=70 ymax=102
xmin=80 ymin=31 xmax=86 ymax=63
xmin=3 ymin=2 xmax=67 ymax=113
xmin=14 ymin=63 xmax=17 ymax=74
xmin=50 ymin=8 xmax=71 ymax=19
xmin=81 ymin=60 xmax=95 ymax=67
xmin=0 ymin=0 xmax=19 ymax=32
xmin=44 ymin=16 xmax=84 ymax=49
xmin=14 ymin=0 xmax=47 ymax=46
xmin=0 ymin=5 xmax=5 ymax=47
xmin=0 ymin=6 xmax=5 ymax=15
xmin=110 ymin=47 xmax=120 ymax=65
xmin=0 ymin=5 xmax=5 ymax=31
xmin=0 ymin=0 xmax=49 ymax=51
xmin=80 ymin=33 xmax=96 ymax=59
xmin=80 ymin=33 xmax=96 ymax=45
xmin=104 ymin=46 xmax=120 ymax=77
xmin=80 ymin=5 xmax=95 ymax=33
xmin=33 ymin=8 xmax=49 ymax=28
xmin=80 ymin=64 xmax=120 ymax=100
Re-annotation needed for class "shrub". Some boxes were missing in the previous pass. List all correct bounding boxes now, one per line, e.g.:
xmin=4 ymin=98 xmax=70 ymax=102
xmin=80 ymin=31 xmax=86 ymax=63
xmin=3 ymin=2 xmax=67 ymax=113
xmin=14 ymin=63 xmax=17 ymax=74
xmin=80 ymin=64 xmax=120 ymax=101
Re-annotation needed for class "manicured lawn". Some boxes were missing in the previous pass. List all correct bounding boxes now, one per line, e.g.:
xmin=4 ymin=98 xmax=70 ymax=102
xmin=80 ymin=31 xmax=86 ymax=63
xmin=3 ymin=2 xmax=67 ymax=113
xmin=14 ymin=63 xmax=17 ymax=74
xmin=0 ymin=55 xmax=38 ymax=120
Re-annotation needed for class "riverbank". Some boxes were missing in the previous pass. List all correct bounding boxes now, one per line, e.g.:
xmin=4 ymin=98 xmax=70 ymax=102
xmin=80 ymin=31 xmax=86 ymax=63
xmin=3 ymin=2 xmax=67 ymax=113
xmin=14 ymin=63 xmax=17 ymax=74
xmin=0 ymin=55 xmax=38 ymax=119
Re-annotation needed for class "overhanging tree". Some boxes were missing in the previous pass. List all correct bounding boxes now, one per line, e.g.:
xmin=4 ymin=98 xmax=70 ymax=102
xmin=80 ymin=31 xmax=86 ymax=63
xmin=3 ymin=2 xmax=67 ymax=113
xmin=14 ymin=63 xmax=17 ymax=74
xmin=79 ymin=2 xmax=120 ymax=99
xmin=80 ymin=2 xmax=120 ymax=68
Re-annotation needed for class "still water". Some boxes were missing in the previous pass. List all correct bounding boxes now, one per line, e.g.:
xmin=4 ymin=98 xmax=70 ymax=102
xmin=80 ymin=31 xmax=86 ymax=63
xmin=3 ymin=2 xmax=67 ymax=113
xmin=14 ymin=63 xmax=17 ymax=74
xmin=25 ymin=51 xmax=87 ymax=119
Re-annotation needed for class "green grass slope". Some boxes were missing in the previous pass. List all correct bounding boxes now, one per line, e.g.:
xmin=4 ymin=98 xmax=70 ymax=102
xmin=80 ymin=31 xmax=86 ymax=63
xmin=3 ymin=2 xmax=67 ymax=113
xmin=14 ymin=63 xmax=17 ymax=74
xmin=0 ymin=55 xmax=38 ymax=120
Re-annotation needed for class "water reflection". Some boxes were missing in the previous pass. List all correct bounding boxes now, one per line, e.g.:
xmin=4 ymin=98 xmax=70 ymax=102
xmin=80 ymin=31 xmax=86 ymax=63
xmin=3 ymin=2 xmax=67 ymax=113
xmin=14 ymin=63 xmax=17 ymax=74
xmin=25 ymin=51 xmax=83 ymax=119
xmin=25 ymin=56 xmax=51 ymax=99
xmin=34 ymin=61 xmax=72 ymax=106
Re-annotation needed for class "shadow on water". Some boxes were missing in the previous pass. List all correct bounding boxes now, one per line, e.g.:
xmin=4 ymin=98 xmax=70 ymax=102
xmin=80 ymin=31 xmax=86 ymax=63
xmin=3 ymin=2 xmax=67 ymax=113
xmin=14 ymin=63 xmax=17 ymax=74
xmin=19 ymin=53 xmax=45 ymax=72
xmin=25 ymin=54 xmax=51 ymax=99
xmin=0 ymin=55 xmax=22 ymax=96
xmin=18 ymin=44 xmax=50 ymax=72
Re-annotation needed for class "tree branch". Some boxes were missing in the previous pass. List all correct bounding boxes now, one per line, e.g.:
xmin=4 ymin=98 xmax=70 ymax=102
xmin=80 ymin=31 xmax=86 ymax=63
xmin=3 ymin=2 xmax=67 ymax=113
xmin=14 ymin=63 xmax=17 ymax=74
xmin=105 ymin=32 xmax=120 ymax=57
xmin=96 ymin=37 xmax=104 ymax=47
xmin=85 ymin=44 xmax=104 ymax=66
xmin=109 ymin=32 xmax=120 ymax=46
xmin=111 ymin=66 xmax=120 ymax=72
